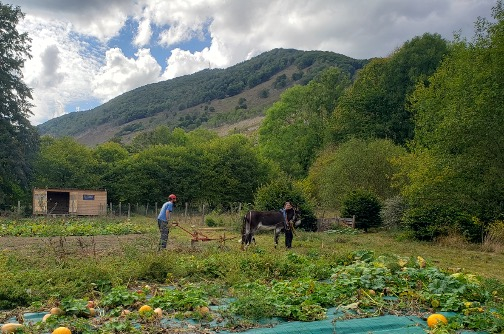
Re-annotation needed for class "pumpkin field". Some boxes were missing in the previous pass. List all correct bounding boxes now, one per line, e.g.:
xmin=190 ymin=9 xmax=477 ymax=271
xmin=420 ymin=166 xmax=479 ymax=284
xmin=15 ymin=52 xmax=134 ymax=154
xmin=1 ymin=215 xmax=504 ymax=333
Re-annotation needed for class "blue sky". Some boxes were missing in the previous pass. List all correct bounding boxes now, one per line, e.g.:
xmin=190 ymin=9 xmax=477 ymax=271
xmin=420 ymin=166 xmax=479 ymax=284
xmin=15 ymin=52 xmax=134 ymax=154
xmin=7 ymin=0 xmax=497 ymax=125
xmin=107 ymin=17 xmax=212 ymax=68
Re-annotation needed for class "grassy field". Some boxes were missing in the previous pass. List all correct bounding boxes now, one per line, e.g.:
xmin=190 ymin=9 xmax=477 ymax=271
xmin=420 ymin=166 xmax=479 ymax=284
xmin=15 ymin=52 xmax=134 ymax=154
xmin=1 ymin=215 xmax=504 ymax=333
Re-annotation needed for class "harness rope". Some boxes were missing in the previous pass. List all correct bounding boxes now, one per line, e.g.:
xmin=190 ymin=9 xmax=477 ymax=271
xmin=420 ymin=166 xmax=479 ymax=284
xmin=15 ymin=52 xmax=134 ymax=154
xmin=284 ymin=208 xmax=297 ymax=236
xmin=289 ymin=220 xmax=297 ymax=235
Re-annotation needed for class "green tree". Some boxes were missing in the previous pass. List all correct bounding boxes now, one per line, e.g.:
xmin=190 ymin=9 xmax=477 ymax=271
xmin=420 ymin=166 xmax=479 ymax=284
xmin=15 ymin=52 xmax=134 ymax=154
xmin=332 ymin=33 xmax=449 ymax=145
xmin=94 ymin=141 xmax=129 ymax=164
xmin=398 ymin=2 xmax=504 ymax=240
xmin=258 ymin=67 xmax=351 ymax=179
xmin=306 ymin=138 xmax=405 ymax=210
xmin=115 ymin=130 xmax=273 ymax=207
xmin=341 ymin=190 xmax=383 ymax=232
xmin=93 ymin=142 xmax=130 ymax=203
xmin=254 ymin=176 xmax=317 ymax=231
xmin=33 ymin=137 xmax=100 ymax=189
xmin=202 ymin=134 xmax=273 ymax=207
xmin=0 ymin=3 xmax=39 ymax=209
xmin=115 ymin=144 xmax=205 ymax=204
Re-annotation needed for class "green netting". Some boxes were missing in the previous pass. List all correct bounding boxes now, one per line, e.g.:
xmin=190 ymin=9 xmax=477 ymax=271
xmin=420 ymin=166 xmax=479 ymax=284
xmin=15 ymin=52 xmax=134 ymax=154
xmin=225 ymin=309 xmax=488 ymax=334
xmin=2 ymin=309 xmax=489 ymax=333
xmin=238 ymin=315 xmax=426 ymax=333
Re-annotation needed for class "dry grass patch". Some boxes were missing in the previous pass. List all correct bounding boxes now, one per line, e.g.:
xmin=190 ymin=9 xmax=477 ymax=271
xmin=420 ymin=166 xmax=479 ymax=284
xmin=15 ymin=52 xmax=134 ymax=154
xmin=482 ymin=220 xmax=504 ymax=254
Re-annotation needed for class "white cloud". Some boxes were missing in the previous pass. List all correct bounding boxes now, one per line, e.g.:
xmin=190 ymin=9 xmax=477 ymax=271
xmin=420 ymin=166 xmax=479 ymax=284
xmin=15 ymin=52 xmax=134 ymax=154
xmin=140 ymin=0 xmax=212 ymax=47
xmin=92 ymin=48 xmax=161 ymax=102
xmin=10 ymin=0 xmax=133 ymax=41
xmin=161 ymin=34 xmax=230 ymax=80
xmin=8 ymin=0 xmax=497 ymax=125
xmin=134 ymin=7 xmax=152 ymax=47
xmin=161 ymin=48 xmax=209 ymax=80
xmin=134 ymin=18 xmax=152 ymax=46
xmin=19 ymin=15 xmax=102 ymax=125
xmin=159 ymin=23 xmax=201 ymax=47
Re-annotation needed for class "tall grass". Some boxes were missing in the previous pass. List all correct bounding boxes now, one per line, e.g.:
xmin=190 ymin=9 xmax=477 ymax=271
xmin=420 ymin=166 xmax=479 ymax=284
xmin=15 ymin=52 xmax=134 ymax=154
xmin=483 ymin=220 xmax=504 ymax=254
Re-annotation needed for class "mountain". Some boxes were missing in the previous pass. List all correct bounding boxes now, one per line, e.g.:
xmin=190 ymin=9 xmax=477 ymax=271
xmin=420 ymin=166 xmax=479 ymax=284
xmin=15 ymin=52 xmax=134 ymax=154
xmin=37 ymin=48 xmax=369 ymax=146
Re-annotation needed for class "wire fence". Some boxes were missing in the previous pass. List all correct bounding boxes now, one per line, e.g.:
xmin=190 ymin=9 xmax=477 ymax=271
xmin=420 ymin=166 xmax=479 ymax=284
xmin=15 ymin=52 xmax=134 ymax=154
xmin=3 ymin=200 xmax=246 ymax=223
xmin=2 ymin=201 xmax=352 ymax=233
xmin=109 ymin=201 xmax=246 ymax=225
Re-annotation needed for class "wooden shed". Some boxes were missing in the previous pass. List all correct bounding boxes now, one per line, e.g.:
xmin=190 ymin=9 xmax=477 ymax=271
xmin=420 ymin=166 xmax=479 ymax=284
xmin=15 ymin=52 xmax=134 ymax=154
xmin=33 ymin=188 xmax=107 ymax=216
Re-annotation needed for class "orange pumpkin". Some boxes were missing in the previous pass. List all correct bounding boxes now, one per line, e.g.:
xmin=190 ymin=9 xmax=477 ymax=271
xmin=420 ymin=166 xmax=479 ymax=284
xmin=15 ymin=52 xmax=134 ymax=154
xmin=1 ymin=323 xmax=24 ymax=333
xmin=50 ymin=307 xmax=64 ymax=315
xmin=52 ymin=327 xmax=72 ymax=334
xmin=427 ymin=313 xmax=448 ymax=328
xmin=87 ymin=307 xmax=96 ymax=317
xmin=197 ymin=306 xmax=210 ymax=315
xmin=138 ymin=305 xmax=153 ymax=315
xmin=154 ymin=307 xmax=163 ymax=317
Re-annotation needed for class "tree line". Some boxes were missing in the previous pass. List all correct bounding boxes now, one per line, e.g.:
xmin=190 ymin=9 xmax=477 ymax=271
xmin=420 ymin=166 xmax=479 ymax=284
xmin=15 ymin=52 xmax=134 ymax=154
xmin=2 ymin=1 xmax=504 ymax=242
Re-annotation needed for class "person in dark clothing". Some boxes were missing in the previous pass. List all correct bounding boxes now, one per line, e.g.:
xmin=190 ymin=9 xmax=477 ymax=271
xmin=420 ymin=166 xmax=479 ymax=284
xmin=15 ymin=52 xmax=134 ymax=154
xmin=281 ymin=201 xmax=294 ymax=248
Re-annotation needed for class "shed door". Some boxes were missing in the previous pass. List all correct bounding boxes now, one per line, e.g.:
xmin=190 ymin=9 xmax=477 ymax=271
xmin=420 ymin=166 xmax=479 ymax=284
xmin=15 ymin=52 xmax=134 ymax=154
xmin=47 ymin=191 xmax=70 ymax=214
xmin=70 ymin=194 xmax=78 ymax=214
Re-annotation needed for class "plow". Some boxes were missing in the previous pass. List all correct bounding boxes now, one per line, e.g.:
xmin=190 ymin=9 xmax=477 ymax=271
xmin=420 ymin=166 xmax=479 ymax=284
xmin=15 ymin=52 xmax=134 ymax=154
xmin=173 ymin=222 xmax=237 ymax=247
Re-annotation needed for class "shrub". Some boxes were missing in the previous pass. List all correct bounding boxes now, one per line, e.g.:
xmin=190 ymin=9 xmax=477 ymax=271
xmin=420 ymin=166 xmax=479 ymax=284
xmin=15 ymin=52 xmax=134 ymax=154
xmin=292 ymin=71 xmax=303 ymax=81
xmin=402 ymin=204 xmax=474 ymax=241
xmin=341 ymin=190 xmax=382 ymax=232
xmin=380 ymin=196 xmax=408 ymax=229
xmin=205 ymin=217 xmax=217 ymax=227
xmin=258 ymin=89 xmax=269 ymax=98
xmin=0 ymin=281 xmax=29 ymax=309
xmin=138 ymin=256 xmax=177 ymax=282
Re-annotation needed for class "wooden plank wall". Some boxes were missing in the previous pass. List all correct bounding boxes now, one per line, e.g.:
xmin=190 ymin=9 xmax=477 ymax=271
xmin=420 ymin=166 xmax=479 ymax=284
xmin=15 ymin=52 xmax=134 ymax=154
xmin=73 ymin=190 xmax=107 ymax=215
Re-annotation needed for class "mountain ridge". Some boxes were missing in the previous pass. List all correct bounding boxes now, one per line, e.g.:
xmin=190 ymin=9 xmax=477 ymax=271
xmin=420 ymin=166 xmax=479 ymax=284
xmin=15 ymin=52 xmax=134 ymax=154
xmin=37 ymin=48 xmax=369 ymax=146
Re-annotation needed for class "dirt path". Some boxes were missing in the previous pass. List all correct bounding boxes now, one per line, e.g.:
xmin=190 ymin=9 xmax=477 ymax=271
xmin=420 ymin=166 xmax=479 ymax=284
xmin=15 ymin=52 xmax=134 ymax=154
xmin=0 ymin=234 xmax=158 ymax=257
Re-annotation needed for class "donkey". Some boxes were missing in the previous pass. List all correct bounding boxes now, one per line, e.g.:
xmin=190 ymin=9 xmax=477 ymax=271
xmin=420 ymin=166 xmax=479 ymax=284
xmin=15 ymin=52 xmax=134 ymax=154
xmin=241 ymin=208 xmax=301 ymax=249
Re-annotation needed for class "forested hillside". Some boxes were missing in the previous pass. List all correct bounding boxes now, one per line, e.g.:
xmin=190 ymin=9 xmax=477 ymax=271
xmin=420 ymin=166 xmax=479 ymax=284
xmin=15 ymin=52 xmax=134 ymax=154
xmin=37 ymin=48 xmax=368 ymax=145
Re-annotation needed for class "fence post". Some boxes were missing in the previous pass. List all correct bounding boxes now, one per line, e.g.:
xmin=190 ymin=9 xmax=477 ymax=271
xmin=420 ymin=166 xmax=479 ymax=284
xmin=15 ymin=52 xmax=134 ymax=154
xmin=155 ymin=202 xmax=158 ymax=216
xmin=109 ymin=202 xmax=113 ymax=216
xmin=185 ymin=202 xmax=188 ymax=224
xmin=128 ymin=203 xmax=131 ymax=219
xmin=119 ymin=201 xmax=122 ymax=216
xmin=352 ymin=215 xmax=356 ymax=229
xmin=18 ymin=201 xmax=21 ymax=215
xmin=145 ymin=203 xmax=149 ymax=216
xmin=202 ymin=204 xmax=205 ymax=225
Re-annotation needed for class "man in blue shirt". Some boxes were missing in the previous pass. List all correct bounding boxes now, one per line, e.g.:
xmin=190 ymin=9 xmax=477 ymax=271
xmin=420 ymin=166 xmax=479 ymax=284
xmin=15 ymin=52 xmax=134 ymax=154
xmin=157 ymin=194 xmax=177 ymax=250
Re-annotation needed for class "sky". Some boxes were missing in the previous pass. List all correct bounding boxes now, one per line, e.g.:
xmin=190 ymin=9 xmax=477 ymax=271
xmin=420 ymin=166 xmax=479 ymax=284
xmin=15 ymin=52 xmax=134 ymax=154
xmin=7 ymin=0 xmax=497 ymax=126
